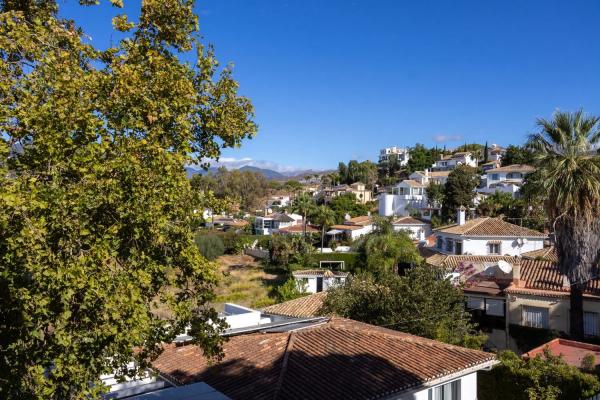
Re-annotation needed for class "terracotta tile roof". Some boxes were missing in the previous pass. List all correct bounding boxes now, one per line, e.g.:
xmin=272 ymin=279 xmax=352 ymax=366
xmin=524 ymin=339 xmax=600 ymax=369
xmin=151 ymin=317 xmax=496 ymax=400
xmin=292 ymin=269 xmax=349 ymax=278
xmin=425 ymin=254 xmax=519 ymax=269
xmin=401 ymin=179 xmax=426 ymax=188
xmin=278 ymin=224 xmax=319 ymax=234
xmin=330 ymin=224 xmax=364 ymax=231
xmin=413 ymin=170 xmax=451 ymax=178
xmin=521 ymin=246 xmax=558 ymax=262
xmin=507 ymin=258 xmax=600 ymax=298
xmin=346 ymin=215 xmax=372 ymax=226
xmin=452 ymin=152 xmax=472 ymax=157
xmin=262 ymin=292 xmax=327 ymax=318
xmin=486 ymin=164 xmax=535 ymax=173
xmin=434 ymin=217 xmax=547 ymax=238
xmin=392 ymin=216 xmax=428 ymax=225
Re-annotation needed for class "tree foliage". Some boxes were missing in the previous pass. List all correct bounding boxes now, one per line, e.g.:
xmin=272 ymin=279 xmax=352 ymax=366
xmin=337 ymin=159 xmax=378 ymax=188
xmin=327 ymin=192 xmax=370 ymax=223
xmin=195 ymin=234 xmax=225 ymax=261
xmin=526 ymin=109 xmax=600 ymax=339
xmin=501 ymin=145 xmax=536 ymax=166
xmin=441 ymin=165 xmax=480 ymax=219
xmin=322 ymin=268 xmax=486 ymax=348
xmin=0 ymin=1 xmax=256 ymax=398
xmin=276 ymin=277 xmax=308 ymax=302
xmin=190 ymin=167 xmax=268 ymax=212
xmin=479 ymin=350 xmax=600 ymax=400
xmin=406 ymin=143 xmax=444 ymax=173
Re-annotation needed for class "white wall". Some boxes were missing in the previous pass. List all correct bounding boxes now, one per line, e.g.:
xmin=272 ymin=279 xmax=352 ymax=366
xmin=296 ymin=276 xmax=347 ymax=294
xmin=392 ymin=225 xmax=431 ymax=241
xmin=393 ymin=372 xmax=478 ymax=400
xmin=436 ymin=233 xmax=545 ymax=256
xmin=223 ymin=304 xmax=266 ymax=329
xmin=349 ymin=225 xmax=373 ymax=239
xmin=379 ymin=194 xmax=427 ymax=217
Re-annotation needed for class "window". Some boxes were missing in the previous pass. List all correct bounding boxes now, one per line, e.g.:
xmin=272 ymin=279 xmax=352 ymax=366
xmin=523 ymin=306 xmax=549 ymax=329
xmin=445 ymin=239 xmax=454 ymax=253
xmin=454 ymin=241 xmax=463 ymax=255
xmin=491 ymin=174 xmax=499 ymax=180
xmin=487 ymin=242 xmax=501 ymax=255
xmin=437 ymin=237 xmax=443 ymax=249
xmin=485 ymin=299 xmax=505 ymax=317
xmin=429 ymin=380 xmax=461 ymax=400
xmin=584 ymin=312 xmax=600 ymax=337
xmin=467 ymin=297 xmax=485 ymax=311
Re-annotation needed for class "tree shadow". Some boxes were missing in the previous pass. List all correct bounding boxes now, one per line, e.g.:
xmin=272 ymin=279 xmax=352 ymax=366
xmin=164 ymin=351 xmax=427 ymax=400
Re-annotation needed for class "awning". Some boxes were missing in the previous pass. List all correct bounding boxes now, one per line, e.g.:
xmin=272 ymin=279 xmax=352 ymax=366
xmin=327 ymin=229 xmax=344 ymax=235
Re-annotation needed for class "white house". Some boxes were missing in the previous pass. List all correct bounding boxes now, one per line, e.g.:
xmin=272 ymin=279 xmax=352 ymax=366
xmin=433 ymin=208 xmax=547 ymax=256
xmin=151 ymin=316 xmax=497 ymax=400
xmin=266 ymin=194 xmax=292 ymax=208
xmin=392 ymin=216 xmax=432 ymax=241
xmin=254 ymin=213 xmax=298 ymax=235
xmin=328 ymin=215 xmax=374 ymax=240
xmin=292 ymin=269 xmax=349 ymax=293
xmin=432 ymin=152 xmax=478 ymax=171
xmin=409 ymin=169 xmax=451 ymax=186
xmin=479 ymin=164 xmax=535 ymax=197
xmin=487 ymin=144 xmax=506 ymax=162
xmin=379 ymin=146 xmax=410 ymax=165
xmin=322 ymin=182 xmax=372 ymax=204
xmin=379 ymin=180 xmax=427 ymax=217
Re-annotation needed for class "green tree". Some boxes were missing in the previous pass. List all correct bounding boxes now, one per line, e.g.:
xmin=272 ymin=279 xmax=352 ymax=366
xmin=502 ymin=144 xmax=535 ymax=166
xmin=441 ymin=165 xmax=480 ymax=220
xmin=322 ymin=268 xmax=486 ymax=348
xmin=479 ymin=350 xmax=600 ymax=400
xmin=195 ymin=234 xmax=225 ymax=261
xmin=363 ymin=231 xmax=422 ymax=274
xmin=327 ymin=192 xmax=370 ymax=223
xmin=407 ymin=143 xmax=443 ymax=173
xmin=425 ymin=181 xmax=445 ymax=209
xmin=526 ymin=110 xmax=600 ymax=339
xmin=312 ymin=205 xmax=337 ymax=252
xmin=291 ymin=193 xmax=316 ymax=238
xmin=276 ymin=277 xmax=308 ymax=302
xmin=0 ymin=1 xmax=256 ymax=398
xmin=483 ymin=141 xmax=489 ymax=163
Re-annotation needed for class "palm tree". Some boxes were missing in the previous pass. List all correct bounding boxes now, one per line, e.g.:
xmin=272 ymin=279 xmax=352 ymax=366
xmin=313 ymin=205 xmax=337 ymax=252
xmin=291 ymin=193 xmax=315 ymax=238
xmin=526 ymin=109 xmax=600 ymax=339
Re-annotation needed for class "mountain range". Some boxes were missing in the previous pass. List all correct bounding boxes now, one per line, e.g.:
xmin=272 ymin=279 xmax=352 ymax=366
xmin=185 ymin=165 xmax=328 ymax=181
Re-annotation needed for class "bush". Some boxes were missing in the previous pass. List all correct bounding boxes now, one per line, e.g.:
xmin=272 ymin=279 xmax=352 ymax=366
xmin=276 ymin=278 xmax=308 ymax=302
xmin=195 ymin=234 xmax=225 ymax=260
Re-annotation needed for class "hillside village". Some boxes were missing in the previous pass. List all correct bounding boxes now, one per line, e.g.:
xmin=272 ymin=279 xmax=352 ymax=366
xmin=3 ymin=2 xmax=600 ymax=400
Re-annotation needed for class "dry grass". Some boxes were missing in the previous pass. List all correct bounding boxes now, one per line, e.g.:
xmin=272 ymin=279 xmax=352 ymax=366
xmin=212 ymin=254 xmax=286 ymax=310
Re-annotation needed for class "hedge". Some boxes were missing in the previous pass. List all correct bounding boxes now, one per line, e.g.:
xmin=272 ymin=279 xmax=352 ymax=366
xmin=311 ymin=252 xmax=361 ymax=272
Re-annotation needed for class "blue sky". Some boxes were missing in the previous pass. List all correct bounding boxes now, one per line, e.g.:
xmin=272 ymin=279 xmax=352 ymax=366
xmin=60 ymin=0 xmax=600 ymax=172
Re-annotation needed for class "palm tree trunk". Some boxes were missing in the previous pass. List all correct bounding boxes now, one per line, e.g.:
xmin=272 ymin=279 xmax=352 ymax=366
xmin=556 ymin=214 xmax=600 ymax=340
xmin=303 ymin=211 xmax=307 ymax=239
xmin=321 ymin=226 xmax=325 ymax=253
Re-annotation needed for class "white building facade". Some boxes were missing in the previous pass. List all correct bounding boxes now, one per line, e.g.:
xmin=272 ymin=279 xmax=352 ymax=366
xmin=432 ymin=152 xmax=478 ymax=171
xmin=433 ymin=209 xmax=547 ymax=256
xmin=379 ymin=146 xmax=410 ymax=165
xmin=293 ymin=269 xmax=349 ymax=293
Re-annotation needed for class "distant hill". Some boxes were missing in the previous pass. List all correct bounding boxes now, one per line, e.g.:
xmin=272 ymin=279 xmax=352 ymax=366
xmin=237 ymin=165 xmax=288 ymax=180
xmin=186 ymin=165 xmax=331 ymax=181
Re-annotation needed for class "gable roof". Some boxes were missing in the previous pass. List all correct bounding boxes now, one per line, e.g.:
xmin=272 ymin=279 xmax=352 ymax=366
xmin=400 ymin=179 xmax=425 ymax=188
xmin=292 ymin=269 xmax=349 ymax=278
xmin=151 ymin=317 xmax=496 ymax=400
xmin=346 ymin=215 xmax=372 ymax=226
xmin=412 ymin=170 xmax=451 ymax=178
xmin=507 ymin=258 xmax=600 ymax=298
xmin=262 ymin=292 xmax=327 ymax=318
xmin=278 ymin=224 xmax=319 ymax=234
xmin=330 ymin=224 xmax=365 ymax=231
xmin=392 ymin=216 xmax=429 ymax=226
xmin=434 ymin=217 xmax=546 ymax=238
xmin=521 ymin=246 xmax=558 ymax=262
xmin=486 ymin=164 xmax=535 ymax=173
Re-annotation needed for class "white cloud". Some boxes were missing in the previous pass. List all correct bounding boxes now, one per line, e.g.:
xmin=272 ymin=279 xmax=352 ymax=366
xmin=432 ymin=134 xmax=464 ymax=143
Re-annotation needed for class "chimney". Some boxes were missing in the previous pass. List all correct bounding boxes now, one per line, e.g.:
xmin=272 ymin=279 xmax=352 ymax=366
xmin=512 ymin=257 xmax=521 ymax=286
xmin=457 ymin=206 xmax=466 ymax=226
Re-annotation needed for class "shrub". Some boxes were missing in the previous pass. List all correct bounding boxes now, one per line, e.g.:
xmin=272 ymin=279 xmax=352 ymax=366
xmin=276 ymin=278 xmax=308 ymax=302
xmin=195 ymin=234 xmax=225 ymax=260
